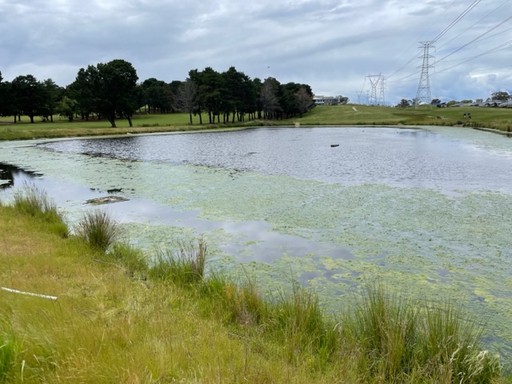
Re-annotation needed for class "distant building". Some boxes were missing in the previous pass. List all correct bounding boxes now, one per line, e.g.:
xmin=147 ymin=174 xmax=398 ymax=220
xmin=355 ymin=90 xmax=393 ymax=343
xmin=313 ymin=95 xmax=348 ymax=106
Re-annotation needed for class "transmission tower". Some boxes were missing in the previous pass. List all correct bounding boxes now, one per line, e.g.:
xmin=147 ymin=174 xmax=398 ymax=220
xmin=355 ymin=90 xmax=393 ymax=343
xmin=367 ymin=74 xmax=385 ymax=105
xmin=415 ymin=42 xmax=434 ymax=105
xmin=378 ymin=76 xmax=385 ymax=106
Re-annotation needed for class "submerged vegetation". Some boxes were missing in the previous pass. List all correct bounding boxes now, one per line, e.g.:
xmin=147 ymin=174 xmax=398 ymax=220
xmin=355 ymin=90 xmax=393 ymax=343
xmin=0 ymin=186 xmax=506 ymax=383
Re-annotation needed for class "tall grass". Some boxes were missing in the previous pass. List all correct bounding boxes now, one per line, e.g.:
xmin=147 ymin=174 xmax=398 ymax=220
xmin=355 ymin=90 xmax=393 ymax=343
xmin=149 ymin=237 xmax=207 ymax=285
xmin=0 ymin=327 xmax=18 ymax=384
xmin=12 ymin=184 xmax=68 ymax=237
xmin=269 ymin=282 xmax=339 ymax=365
xmin=75 ymin=210 xmax=118 ymax=252
xmin=340 ymin=285 xmax=502 ymax=382
xmin=107 ymin=242 xmax=148 ymax=277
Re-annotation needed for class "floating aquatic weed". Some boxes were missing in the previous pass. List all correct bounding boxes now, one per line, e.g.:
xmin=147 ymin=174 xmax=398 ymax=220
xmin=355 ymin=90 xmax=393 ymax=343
xmin=2 ymin=129 xmax=512 ymax=365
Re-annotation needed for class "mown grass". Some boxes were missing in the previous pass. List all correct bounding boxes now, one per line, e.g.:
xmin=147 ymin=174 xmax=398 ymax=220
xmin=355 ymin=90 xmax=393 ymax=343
xmin=0 ymin=187 xmax=508 ymax=383
xmin=2 ymin=104 xmax=512 ymax=141
xmin=292 ymin=104 xmax=512 ymax=133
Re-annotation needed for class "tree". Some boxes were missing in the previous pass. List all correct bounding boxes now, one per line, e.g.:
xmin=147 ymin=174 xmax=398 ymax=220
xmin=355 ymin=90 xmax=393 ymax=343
xmin=40 ymin=79 xmax=63 ymax=122
xmin=95 ymin=59 xmax=139 ymax=127
xmin=491 ymin=91 xmax=510 ymax=102
xmin=294 ymin=86 xmax=314 ymax=117
xmin=56 ymin=96 xmax=79 ymax=122
xmin=397 ymin=99 xmax=411 ymax=108
xmin=176 ymin=78 xmax=198 ymax=124
xmin=140 ymin=78 xmax=173 ymax=113
xmin=193 ymin=67 xmax=222 ymax=124
xmin=68 ymin=65 xmax=100 ymax=121
xmin=260 ymin=77 xmax=281 ymax=119
xmin=11 ymin=74 xmax=46 ymax=123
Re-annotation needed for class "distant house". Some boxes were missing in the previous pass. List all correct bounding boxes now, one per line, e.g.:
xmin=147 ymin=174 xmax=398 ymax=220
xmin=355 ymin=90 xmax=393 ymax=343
xmin=313 ymin=95 xmax=348 ymax=106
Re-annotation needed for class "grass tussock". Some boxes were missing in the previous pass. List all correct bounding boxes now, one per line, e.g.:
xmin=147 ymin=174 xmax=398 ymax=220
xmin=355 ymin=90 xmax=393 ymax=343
xmin=340 ymin=285 xmax=502 ymax=383
xmin=12 ymin=183 xmax=67 ymax=237
xmin=149 ymin=237 xmax=207 ymax=284
xmin=75 ymin=209 xmax=118 ymax=251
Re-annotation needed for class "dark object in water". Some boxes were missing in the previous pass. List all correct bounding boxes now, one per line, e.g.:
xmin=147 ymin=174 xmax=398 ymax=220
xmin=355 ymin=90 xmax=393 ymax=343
xmin=330 ymin=144 xmax=339 ymax=147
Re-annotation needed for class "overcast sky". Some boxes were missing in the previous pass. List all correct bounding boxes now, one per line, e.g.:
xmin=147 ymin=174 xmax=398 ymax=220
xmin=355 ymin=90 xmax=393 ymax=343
xmin=1 ymin=0 xmax=510 ymax=104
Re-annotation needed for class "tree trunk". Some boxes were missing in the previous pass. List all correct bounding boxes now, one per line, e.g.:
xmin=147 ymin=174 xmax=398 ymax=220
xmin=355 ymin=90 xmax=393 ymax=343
xmin=108 ymin=112 xmax=116 ymax=128
xmin=189 ymin=111 xmax=193 ymax=125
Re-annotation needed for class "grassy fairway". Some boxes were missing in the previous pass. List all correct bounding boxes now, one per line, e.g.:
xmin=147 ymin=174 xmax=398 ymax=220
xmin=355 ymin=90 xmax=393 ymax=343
xmin=1 ymin=105 xmax=512 ymax=141
xmin=293 ymin=104 xmax=512 ymax=132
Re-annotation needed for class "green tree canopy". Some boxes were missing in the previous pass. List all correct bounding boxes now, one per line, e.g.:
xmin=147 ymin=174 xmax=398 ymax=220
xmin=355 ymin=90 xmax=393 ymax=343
xmin=11 ymin=74 xmax=47 ymax=123
xmin=96 ymin=59 xmax=139 ymax=127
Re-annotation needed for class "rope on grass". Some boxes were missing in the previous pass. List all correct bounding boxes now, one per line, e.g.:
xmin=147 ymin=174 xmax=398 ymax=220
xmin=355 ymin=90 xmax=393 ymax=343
xmin=1 ymin=286 xmax=58 ymax=301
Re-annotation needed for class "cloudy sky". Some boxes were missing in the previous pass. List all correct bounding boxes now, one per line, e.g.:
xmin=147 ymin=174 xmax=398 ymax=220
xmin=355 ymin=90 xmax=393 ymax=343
xmin=1 ymin=0 xmax=510 ymax=104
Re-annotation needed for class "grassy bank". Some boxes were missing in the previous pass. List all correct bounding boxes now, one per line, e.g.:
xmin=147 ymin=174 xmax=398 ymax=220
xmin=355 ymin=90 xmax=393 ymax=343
xmin=1 ymin=104 xmax=512 ymax=141
xmin=0 ymin=188 xmax=507 ymax=383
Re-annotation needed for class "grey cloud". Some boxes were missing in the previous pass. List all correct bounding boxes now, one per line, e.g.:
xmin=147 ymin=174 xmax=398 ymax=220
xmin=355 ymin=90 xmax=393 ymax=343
xmin=0 ymin=0 xmax=510 ymax=104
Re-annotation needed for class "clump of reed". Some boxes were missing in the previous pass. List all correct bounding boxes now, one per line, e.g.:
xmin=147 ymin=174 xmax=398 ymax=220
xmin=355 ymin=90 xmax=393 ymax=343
xmin=149 ymin=237 xmax=207 ymax=285
xmin=75 ymin=209 xmax=118 ymax=252
xmin=267 ymin=282 xmax=339 ymax=366
xmin=340 ymin=284 xmax=502 ymax=382
xmin=12 ymin=183 xmax=67 ymax=237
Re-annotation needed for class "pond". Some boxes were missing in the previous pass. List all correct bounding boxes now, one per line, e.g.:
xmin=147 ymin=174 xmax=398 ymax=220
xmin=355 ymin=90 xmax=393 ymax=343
xmin=1 ymin=126 xmax=512 ymax=360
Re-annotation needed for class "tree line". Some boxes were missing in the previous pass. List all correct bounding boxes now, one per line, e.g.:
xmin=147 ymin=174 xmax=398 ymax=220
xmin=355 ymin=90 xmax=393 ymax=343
xmin=0 ymin=59 xmax=315 ymax=127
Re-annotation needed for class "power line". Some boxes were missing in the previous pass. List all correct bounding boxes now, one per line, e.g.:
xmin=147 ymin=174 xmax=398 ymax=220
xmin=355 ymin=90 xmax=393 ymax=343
xmin=437 ymin=14 xmax=512 ymax=64
xmin=436 ymin=0 xmax=510 ymax=51
xmin=385 ymin=1 xmax=482 ymax=84
xmin=436 ymin=39 xmax=512 ymax=74
xmin=431 ymin=0 xmax=482 ymax=43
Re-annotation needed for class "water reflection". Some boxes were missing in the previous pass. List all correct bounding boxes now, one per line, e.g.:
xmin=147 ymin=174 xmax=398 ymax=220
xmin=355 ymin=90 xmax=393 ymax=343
xmin=39 ymin=127 xmax=512 ymax=194
xmin=0 ymin=162 xmax=41 ymax=189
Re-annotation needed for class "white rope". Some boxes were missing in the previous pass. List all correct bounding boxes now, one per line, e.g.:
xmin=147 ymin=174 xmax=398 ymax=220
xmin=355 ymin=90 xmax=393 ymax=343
xmin=1 ymin=287 xmax=58 ymax=301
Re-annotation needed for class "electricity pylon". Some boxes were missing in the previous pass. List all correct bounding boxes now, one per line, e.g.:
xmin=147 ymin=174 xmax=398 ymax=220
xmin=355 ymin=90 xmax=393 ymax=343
xmin=367 ymin=74 xmax=385 ymax=105
xmin=415 ymin=42 xmax=433 ymax=105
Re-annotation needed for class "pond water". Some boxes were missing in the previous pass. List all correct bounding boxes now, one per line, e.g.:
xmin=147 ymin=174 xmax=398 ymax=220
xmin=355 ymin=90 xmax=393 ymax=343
xmin=1 ymin=126 xmax=512 ymax=361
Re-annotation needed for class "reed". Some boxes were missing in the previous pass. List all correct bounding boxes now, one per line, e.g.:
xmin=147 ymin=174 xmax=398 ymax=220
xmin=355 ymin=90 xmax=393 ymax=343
xmin=12 ymin=183 xmax=67 ymax=237
xmin=75 ymin=210 xmax=118 ymax=251
xmin=340 ymin=285 xmax=502 ymax=382
xmin=149 ymin=237 xmax=207 ymax=285
xmin=268 ymin=282 xmax=339 ymax=366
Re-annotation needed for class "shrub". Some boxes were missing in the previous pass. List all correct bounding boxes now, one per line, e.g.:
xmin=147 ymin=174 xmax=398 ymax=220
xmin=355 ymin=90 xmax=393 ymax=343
xmin=75 ymin=210 xmax=118 ymax=252
xmin=149 ymin=237 xmax=207 ymax=285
